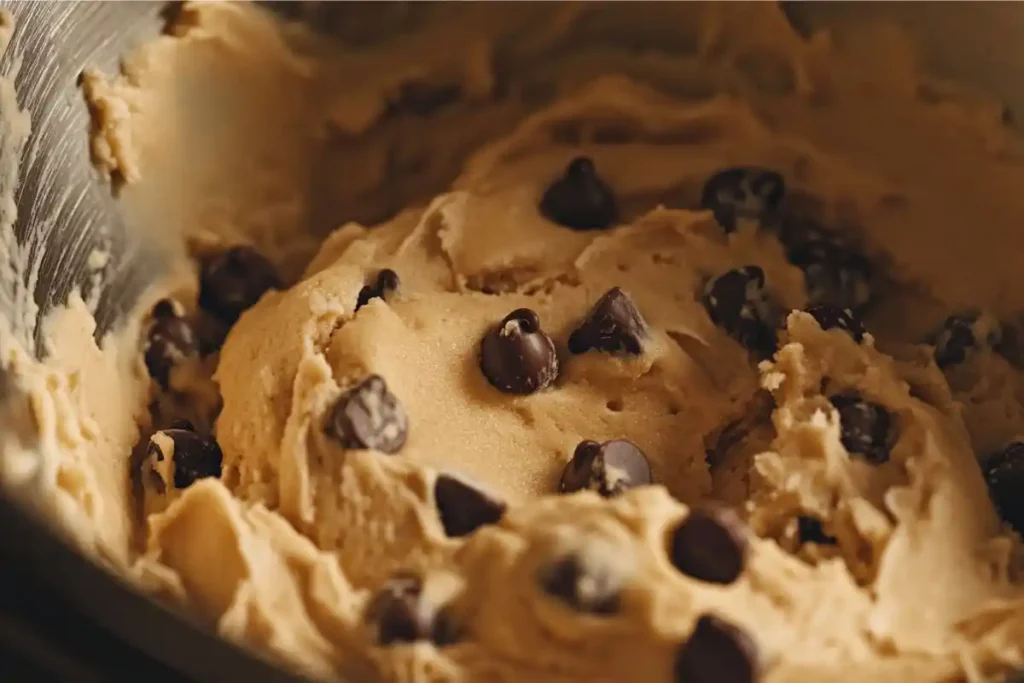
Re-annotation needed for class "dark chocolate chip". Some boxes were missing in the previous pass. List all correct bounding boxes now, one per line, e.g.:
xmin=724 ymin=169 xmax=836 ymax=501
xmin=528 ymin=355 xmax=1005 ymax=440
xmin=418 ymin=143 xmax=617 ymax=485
xmin=152 ymin=299 xmax=176 ymax=318
xmin=568 ymin=287 xmax=648 ymax=356
xmin=675 ymin=614 xmax=760 ymax=683
xmin=199 ymin=246 xmax=282 ymax=323
xmin=148 ymin=428 xmax=223 ymax=490
xmin=144 ymin=300 xmax=197 ymax=388
xmin=797 ymin=516 xmax=837 ymax=546
xmin=782 ymin=223 xmax=872 ymax=312
xmin=356 ymin=269 xmax=401 ymax=312
xmin=702 ymin=266 xmax=778 ymax=357
xmin=560 ymin=439 xmax=652 ymax=496
xmin=984 ymin=441 xmax=1024 ymax=535
xmin=931 ymin=314 xmax=978 ymax=368
xmin=327 ymin=375 xmax=408 ymax=454
xmin=829 ymin=392 xmax=893 ymax=464
xmin=435 ymin=474 xmax=506 ymax=537
xmin=355 ymin=289 xmax=374 ymax=310
xmin=700 ymin=166 xmax=785 ymax=233
xmin=480 ymin=308 xmax=559 ymax=394
xmin=194 ymin=314 xmax=231 ymax=356
xmin=669 ymin=506 xmax=749 ymax=584
xmin=159 ymin=1 xmax=186 ymax=31
xmin=377 ymin=268 xmax=400 ymax=294
xmin=929 ymin=312 xmax=1005 ymax=369
xmin=366 ymin=574 xmax=458 ymax=646
xmin=540 ymin=156 xmax=619 ymax=230
xmin=355 ymin=289 xmax=375 ymax=311
xmin=805 ymin=303 xmax=865 ymax=342
xmin=169 ymin=418 xmax=196 ymax=431
xmin=538 ymin=553 xmax=623 ymax=615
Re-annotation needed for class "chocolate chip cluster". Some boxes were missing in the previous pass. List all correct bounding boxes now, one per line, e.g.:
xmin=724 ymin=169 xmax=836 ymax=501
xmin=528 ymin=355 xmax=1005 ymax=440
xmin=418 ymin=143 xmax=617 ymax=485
xmin=538 ymin=157 xmax=1022 ymax=540
xmin=144 ymin=245 xmax=283 ymax=386
xmin=479 ymin=286 xmax=648 ymax=392
xmin=135 ymin=155 xmax=1024 ymax=683
xmin=364 ymin=504 xmax=762 ymax=683
xmin=141 ymin=245 xmax=283 ymax=494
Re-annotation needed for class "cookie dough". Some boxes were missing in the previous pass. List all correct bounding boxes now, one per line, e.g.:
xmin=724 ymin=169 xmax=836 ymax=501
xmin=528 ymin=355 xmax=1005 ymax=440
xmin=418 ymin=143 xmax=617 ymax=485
xmin=3 ymin=3 xmax=1024 ymax=683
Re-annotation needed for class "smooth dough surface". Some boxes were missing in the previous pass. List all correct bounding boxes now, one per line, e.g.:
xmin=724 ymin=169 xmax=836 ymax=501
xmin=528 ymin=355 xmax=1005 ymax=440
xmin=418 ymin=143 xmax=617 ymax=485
xmin=2 ymin=3 xmax=1024 ymax=683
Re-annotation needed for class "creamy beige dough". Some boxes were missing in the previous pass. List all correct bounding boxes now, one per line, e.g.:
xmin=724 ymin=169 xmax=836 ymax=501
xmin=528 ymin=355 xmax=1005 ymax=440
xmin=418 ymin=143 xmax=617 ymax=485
xmin=3 ymin=2 xmax=1024 ymax=683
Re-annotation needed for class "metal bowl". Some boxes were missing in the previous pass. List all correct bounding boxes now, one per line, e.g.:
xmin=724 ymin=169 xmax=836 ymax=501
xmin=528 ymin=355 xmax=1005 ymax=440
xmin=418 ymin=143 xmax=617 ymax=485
xmin=1 ymin=2 xmax=1023 ymax=680
xmin=1 ymin=1 xmax=167 ymax=355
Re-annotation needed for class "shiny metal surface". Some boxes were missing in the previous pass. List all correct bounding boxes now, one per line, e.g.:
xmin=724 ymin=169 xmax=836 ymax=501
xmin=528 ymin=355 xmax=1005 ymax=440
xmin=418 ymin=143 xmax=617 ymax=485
xmin=1 ymin=1 xmax=165 ymax=354
xmin=1 ymin=2 xmax=1024 ymax=681
xmin=0 ymin=4 xmax=309 ymax=680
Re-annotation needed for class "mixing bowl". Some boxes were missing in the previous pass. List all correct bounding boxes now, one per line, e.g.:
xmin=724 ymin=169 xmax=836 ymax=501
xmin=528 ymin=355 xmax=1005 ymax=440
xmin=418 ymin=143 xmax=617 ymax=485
xmin=1 ymin=2 xmax=1023 ymax=680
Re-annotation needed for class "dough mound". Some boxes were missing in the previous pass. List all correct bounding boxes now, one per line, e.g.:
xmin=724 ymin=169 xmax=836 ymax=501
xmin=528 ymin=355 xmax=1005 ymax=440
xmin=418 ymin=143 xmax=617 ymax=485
xmin=3 ymin=3 xmax=1023 ymax=683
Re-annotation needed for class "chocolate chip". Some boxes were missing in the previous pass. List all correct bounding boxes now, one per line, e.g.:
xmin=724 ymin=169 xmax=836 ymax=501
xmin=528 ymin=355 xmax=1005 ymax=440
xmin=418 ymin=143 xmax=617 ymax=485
xmin=199 ymin=246 xmax=281 ymax=323
xmin=356 ymin=269 xmax=401 ymax=311
xmin=560 ymin=439 xmax=652 ymax=496
xmin=480 ymin=308 xmax=559 ymax=394
xmin=538 ymin=553 xmax=623 ymax=615
xmin=377 ymin=268 xmax=400 ymax=293
xmin=984 ymin=441 xmax=1024 ymax=535
xmin=366 ymin=574 xmax=458 ymax=646
xmin=805 ymin=303 xmax=865 ymax=342
xmin=568 ymin=287 xmax=648 ymax=356
xmin=931 ymin=314 xmax=978 ymax=368
xmin=327 ymin=375 xmax=408 ymax=454
xmin=434 ymin=474 xmax=506 ymax=537
xmin=144 ymin=300 xmax=197 ymax=388
xmin=700 ymin=167 xmax=785 ymax=233
xmin=149 ymin=428 xmax=223 ymax=490
xmin=675 ymin=614 xmax=760 ymax=683
xmin=169 ymin=418 xmax=196 ymax=431
xmin=829 ymin=392 xmax=893 ymax=464
xmin=797 ymin=516 xmax=837 ymax=545
xmin=702 ymin=266 xmax=778 ymax=357
xmin=194 ymin=314 xmax=230 ymax=356
xmin=782 ymin=223 xmax=872 ymax=312
xmin=539 ymin=156 xmax=619 ymax=230
xmin=929 ymin=312 xmax=1005 ymax=369
xmin=355 ymin=287 xmax=375 ymax=311
xmin=669 ymin=506 xmax=749 ymax=584
xmin=152 ymin=299 xmax=176 ymax=318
